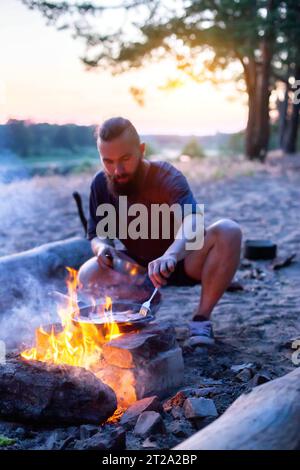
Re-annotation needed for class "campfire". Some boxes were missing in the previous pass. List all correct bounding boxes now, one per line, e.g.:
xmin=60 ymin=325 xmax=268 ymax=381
xmin=0 ymin=267 xmax=184 ymax=427
xmin=21 ymin=267 xmax=137 ymax=408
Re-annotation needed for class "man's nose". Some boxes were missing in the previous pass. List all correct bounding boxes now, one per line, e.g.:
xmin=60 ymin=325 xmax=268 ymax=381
xmin=115 ymin=163 xmax=125 ymax=175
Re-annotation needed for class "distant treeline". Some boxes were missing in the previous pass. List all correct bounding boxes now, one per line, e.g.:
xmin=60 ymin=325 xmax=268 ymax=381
xmin=0 ymin=119 xmax=289 ymax=161
xmin=0 ymin=120 xmax=97 ymax=158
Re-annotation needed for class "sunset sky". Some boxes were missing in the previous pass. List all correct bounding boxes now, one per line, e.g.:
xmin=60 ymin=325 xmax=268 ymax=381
xmin=0 ymin=0 xmax=248 ymax=135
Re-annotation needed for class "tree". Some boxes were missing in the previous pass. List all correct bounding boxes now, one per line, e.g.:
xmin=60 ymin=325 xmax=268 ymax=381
xmin=273 ymin=0 xmax=300 ymax=153
xmin=22 ymin=1 xmax=284 ymax=160
xmin=6 ymin=120 xmax=33 ymax=157
xmin=181 ymin=137 xmax=205 ymax=158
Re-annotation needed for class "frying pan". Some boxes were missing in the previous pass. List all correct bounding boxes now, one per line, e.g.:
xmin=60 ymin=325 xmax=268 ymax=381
xmin=72 ymin=299 xmax=158 ymax=333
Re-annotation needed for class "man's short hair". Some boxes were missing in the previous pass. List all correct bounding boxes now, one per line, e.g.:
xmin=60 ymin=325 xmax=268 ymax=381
xmin=98 ymin=117 xmax=140 ymax=145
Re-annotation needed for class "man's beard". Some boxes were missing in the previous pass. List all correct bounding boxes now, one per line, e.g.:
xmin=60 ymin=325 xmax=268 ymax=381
xmin=105 ymin=159 xmax=145 ymax=196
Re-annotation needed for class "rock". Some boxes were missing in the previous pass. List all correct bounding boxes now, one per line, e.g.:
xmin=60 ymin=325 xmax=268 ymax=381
xmin=120 ymin=396 xmax=162 ymax=427
xmin=236 ymin=368 xmax=253 ymax=382
xmin=180 ymin=387 xmax=219 ymax=398
xmin=168 ymin=420 xmax=192 ymax=438
xmin=74 ymin=427 xmax=126 ymax=450
xmin=174 ymin=327 xmax=190 ymax=341
xmin=183 ymin=398 xmax=218 ymax=420
xmin=45 ymin=431 xmax=60 ymax=450
xmin=58 ymin=436 xmax=76 ymax=450
xmin=134 ymin=411 xmax=166 ymax=437
xmin=99 ymin=347 xmax=184 ymax=407
xmin=102 ymin=322 xmax=177 ymax=368
xmin=14 ymin=427 xmax=26 ymax=439
xmin=230 ymin=363 xmax=254 ymax=373
xmin=248 ymin=371 xmax=272 ymax=388
xmin=0 ymin=359 xmax=117 ymax=425
xmin=135 ymin=348 xmax=184 ymax=399
xmin=79 ymin=424 xmax=100 ymax=440
xmin=142 ymin=437 xmax=158 ymax=448
xmin=226 ymin=281 xmax=244 ymax=292
xmin=171 ymin=406 xmax=184 ymax=420
xmin=163 ymin=391 xmax=188 ymax=412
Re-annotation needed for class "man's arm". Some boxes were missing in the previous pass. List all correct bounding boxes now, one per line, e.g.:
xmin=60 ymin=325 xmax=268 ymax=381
xmin=148 ymin=213 xmax=205 ymax=288
xmin=91 ymin=237 xmax=114 ymax=257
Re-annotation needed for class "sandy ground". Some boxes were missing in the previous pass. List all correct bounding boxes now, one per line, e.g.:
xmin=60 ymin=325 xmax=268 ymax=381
xmin=0 ymin=153 xmax=299 ymax=449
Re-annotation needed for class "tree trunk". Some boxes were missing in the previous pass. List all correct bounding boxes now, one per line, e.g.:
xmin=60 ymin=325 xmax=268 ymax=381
xmin=283 ymin=65 xmax=300 ymax=154
xmin=244 ymin=1 xmax=275 ymax=161
xmin=278 ymin=82 xmax=289 ymax=148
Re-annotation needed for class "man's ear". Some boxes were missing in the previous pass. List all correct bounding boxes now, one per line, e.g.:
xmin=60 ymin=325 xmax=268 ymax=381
xmin=140 ymin=142 xmax=146 ymax=157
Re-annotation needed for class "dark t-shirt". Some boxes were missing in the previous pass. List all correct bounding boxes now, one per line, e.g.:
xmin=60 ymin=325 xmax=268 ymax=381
xmin=87 ymin=161 xmax=199 ymax=266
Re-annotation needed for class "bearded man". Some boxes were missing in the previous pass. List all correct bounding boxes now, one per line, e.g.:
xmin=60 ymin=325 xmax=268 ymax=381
xmin=78 ymin=117 xmax=242 ymax=345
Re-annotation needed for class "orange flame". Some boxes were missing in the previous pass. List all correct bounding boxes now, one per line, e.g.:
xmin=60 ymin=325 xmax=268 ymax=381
xmin=21 ymin=268 xmax=136 ymax=407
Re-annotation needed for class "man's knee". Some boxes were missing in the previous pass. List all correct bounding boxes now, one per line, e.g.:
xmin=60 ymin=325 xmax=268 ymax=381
xmin=210 ymin=218 xmax=242 ymax=247
xmin=78 ymin=256 xmax=100 ymax=287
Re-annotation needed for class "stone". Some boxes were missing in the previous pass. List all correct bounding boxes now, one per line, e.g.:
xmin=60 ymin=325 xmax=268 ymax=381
xmin=74 ymin=427 xmax=126 ymax=450
xmin=101 ymin=348 xmax=184 ymax=406
xmin=168 ymin=420 xmax=192 ymax=438
xmin=183 ymin=398 xmax=218 ymax=420
xmin=248 ymin=371 xmax=272 ymax=388
xmin=236 ymin=368 xmax=253 ymax=382
xmin=79 ymin=424 xmax=100 ymax=440
xmin=142 ymin=437 xmax=158 ymax=448
xmin=58 ymin=436 xmax=76 ymax=451
xmin=180 ymin=387 xmax=219 ymax=398
xmin=135 ymin=348 xmax=184 ymax=399
xmin=102 ymin=322 xmax=177 ymax=369
xmin=171 ymin=406 xmax=184 ymax=420
xmin=134 ymin=411 xmax=166 ymax=437
xmin=14 ymin=427 xmax=26 ymax=439
xmin=120 ymin=396 xmax=162 ymax=426
xmin=45 ymin=431 xmax=60 ymax=450
xmin=174 ymin=327 xmax=190 ymax=341
xmin=163 ymin=391 xmax=188 ymax=412
xmin=230 ymin=363 xmax=254 ymax=373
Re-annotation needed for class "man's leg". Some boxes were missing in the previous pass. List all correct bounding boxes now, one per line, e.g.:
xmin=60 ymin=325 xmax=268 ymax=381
xmin=184 ymin=218 xmax=242 ymax=320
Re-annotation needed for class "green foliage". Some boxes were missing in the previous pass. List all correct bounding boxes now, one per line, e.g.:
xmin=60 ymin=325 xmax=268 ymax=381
xmin=0 ymin=435 xmax=16 ymax=447
xmin=0 ymin=121 xmax=97 ymax=159
xmin=220 ymin=131 xmax=245 ymax=155
xmin=144 ymin=142 xmax=157 ymax=157
xmin=181 ymin=138 xmax=206 ymax=159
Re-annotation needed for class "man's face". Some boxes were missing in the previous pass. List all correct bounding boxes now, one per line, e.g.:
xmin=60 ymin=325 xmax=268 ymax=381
xmin=98 ymin=130 xmax=145 ymax=189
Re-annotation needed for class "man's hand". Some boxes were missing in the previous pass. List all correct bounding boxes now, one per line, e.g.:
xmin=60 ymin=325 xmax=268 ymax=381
xmin=96 ymin=243 xmax=118 ymax=269
xmin=148 ymin=254 xmax=177 ymax=288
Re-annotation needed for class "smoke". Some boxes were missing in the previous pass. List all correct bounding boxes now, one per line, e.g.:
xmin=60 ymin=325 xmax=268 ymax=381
xmin=0 ymin=271 xmax=65 ymax=351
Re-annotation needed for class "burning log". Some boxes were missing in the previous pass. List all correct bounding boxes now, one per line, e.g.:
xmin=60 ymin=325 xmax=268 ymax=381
xmin=174 ymin=367 xmax=300 ymax=450
xmin=0 ymin=358 xmax=117 ymax=425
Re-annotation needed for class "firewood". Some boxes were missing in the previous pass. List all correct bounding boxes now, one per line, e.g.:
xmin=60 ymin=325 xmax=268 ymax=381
xmin=0 ymin=358 xmax=117 ymax=425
